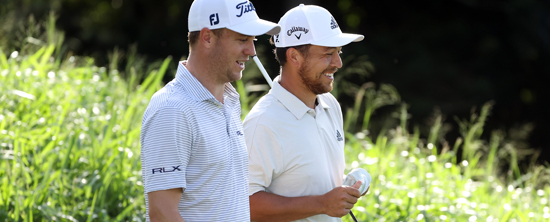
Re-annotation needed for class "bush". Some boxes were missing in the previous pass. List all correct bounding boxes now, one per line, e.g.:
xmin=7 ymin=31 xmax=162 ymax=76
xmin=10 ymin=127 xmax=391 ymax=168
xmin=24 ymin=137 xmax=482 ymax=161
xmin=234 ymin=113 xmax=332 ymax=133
xmin=1 ymin=13 xmax=549 ymax=222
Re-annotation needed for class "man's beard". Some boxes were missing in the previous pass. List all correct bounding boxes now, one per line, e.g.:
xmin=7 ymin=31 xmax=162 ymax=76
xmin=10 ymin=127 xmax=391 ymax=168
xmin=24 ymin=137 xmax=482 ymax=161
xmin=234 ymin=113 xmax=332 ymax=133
xmin=298 ymin=61 xmax=338 ymax=95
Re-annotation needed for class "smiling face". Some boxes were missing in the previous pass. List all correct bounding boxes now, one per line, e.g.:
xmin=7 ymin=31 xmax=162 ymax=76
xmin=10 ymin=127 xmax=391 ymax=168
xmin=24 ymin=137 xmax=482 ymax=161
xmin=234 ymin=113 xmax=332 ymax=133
xmin=297 ymin=45 xmax=343 ymax=94
xmin=208 ymin=29 xmax=256 ymax=83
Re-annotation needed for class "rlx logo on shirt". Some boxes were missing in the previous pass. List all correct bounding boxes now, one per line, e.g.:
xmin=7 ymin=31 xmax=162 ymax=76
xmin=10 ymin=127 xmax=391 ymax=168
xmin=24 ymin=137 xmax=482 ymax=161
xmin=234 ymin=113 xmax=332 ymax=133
xmin=152 ymin=165 xmax=182 ymax=174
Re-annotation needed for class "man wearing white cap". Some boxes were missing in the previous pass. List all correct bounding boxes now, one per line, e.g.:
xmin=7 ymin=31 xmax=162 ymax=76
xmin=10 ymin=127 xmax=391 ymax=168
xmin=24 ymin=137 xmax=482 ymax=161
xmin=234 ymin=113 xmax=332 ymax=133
xmin=140 ymin=0 xmax=280 ymax=221
xmin=244 ymin=4 xmax=365 ymax=222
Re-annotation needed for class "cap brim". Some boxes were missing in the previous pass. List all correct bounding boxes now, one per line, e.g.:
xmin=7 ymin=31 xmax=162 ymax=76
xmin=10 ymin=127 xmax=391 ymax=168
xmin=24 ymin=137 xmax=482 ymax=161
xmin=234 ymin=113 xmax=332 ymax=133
xmin=228 ymin=19 xmax=281 ymax=36
xmin=312 ymin=33 xmax=364 ymax=47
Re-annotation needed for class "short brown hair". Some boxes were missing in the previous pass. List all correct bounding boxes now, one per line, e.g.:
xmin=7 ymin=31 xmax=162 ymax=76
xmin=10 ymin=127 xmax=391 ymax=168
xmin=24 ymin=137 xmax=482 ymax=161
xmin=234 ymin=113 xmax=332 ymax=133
xmin=188 ymin=29 xmax=226 ymax=48
xmin=270 ymin=36 xmax=311 ymax=67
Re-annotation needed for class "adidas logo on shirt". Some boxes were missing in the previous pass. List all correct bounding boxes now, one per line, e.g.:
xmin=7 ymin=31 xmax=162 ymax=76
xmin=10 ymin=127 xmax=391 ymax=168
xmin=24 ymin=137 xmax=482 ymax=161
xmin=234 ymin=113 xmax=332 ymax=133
xmin=336 ymin=130 xmax=343 ymax=141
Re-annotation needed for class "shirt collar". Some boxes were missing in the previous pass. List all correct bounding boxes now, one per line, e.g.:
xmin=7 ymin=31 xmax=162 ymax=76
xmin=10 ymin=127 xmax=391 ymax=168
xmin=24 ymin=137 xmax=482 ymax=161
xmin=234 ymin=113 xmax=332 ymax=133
xmin=175 ymin=61 xmax=239 ymax=104
xmin=270 ymin=75 xmax=331 ymax=120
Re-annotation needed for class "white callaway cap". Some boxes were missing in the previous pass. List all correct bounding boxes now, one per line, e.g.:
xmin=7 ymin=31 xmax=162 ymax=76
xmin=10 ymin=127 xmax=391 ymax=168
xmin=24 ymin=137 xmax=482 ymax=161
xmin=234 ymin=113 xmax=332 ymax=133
xmin=188 ymin=0 xmax=281 ymax=36
xmin=274 ymin=4 xmax=364 ymax=48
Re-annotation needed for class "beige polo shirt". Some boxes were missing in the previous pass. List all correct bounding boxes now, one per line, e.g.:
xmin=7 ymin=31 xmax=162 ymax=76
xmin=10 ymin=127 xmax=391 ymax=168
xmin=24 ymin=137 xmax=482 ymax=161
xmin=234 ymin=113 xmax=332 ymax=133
xmin=244 ymin=76 xmax=346 ymax=222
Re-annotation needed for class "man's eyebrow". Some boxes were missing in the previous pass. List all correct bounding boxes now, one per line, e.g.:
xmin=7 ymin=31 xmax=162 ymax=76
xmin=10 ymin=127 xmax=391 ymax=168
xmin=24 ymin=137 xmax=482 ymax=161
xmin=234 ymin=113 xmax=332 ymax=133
xmin=239 ymin=34 xmax=255 ymax=38
xmin=324 ymin=47 xmax=340 ymax=52
xmin=239 ymin=35 xmax=257 ymax=41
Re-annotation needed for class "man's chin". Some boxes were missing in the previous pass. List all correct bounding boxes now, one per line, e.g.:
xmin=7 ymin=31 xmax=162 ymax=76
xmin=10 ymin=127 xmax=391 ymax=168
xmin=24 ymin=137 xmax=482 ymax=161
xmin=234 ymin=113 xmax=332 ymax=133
xmin=321 ymin=88 xmax=333 ymax=94
xmin=228 ymin=72 xmax=243 ymax=83
xmin=312 ymin=86 xmax=333 ymax=95
xmin=322 ymin=83 xmax=334 ymax=93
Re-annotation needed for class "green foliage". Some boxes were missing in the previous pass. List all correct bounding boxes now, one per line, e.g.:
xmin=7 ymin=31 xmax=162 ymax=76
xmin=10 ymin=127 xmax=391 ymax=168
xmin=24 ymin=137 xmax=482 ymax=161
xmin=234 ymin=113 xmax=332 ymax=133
xmin=1 ymin=12 xmax=549 ymax=222
xmin=341 ymin=102 xmax=550 ymax=221
xmin=0 ymin=42 xmax=170 ymax=220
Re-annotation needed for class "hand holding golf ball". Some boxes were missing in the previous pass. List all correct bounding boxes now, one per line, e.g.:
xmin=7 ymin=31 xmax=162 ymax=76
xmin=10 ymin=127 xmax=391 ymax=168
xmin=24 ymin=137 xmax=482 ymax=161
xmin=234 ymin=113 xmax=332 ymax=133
xmin=343 ymin=168 xmax=372 ymax=195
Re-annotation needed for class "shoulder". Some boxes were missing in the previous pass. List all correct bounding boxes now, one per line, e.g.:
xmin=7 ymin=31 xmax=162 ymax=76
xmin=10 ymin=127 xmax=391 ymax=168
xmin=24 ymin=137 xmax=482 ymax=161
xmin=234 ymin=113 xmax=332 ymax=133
xmin=244 ymin=94 xmax=289 ymax=126
xmin=319 ymin=92 xmax=341 ymax=110
xmin=142 ymin=84 xmax=196 ymax=125
xmin=319 ymin=92 xmax=339 ymax=104
xmin=243 ymin=95 xmax=285 ymax=137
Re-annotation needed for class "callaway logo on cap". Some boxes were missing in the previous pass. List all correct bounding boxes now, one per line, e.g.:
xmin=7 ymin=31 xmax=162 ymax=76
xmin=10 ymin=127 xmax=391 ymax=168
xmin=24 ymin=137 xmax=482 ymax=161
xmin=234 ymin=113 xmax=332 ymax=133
xmin=274 ymin=4 xmax=364 ymax=48
xmin=188 ymin=0 xmax=281 ymax=36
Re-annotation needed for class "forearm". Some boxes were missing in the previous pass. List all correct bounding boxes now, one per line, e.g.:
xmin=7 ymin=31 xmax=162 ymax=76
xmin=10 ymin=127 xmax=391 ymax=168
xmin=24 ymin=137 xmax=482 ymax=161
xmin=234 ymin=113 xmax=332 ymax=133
xmin=148 ymin=189 xmax=186 ymax=222
xmin=149 ymin=210 xmax=186 ymax=222
xmin=249 ymin=191 xmax=325 ymax=222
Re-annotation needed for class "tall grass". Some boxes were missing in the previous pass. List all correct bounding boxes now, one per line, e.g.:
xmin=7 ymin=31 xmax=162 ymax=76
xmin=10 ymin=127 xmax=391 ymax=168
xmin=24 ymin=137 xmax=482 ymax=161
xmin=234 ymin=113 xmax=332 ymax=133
xmin=341 ymin=102 xmax=550 ymax=221
xmin=1 ymin=13 xmax=550 ymax=222
xmin=0 ymin=43 xmax=171 ymax=221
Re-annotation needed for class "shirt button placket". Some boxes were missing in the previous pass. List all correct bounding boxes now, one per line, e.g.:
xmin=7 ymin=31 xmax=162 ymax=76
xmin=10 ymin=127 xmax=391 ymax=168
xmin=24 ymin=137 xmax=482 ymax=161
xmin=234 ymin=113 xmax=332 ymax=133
xmin=223 ymin=104 xmax=232 ymax=137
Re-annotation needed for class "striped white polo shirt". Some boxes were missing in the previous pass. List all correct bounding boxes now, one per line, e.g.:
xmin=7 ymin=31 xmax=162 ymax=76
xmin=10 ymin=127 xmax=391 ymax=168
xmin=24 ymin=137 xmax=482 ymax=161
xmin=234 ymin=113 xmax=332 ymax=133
xmin=140 ymin=61 xmax=249 ymax=222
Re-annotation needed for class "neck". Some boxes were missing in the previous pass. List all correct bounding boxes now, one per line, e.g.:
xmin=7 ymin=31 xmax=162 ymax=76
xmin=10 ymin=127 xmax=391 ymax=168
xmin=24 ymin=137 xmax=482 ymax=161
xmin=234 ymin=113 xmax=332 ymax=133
xmin=186 ymin=52 xmax=226 ymax=103
xmin=279 ymin=67 xmax=317 ymax=109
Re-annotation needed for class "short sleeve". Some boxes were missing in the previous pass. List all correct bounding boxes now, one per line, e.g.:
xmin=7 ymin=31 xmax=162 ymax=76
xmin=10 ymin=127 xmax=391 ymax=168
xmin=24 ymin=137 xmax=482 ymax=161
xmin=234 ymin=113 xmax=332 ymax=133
xmin=141 ymin=106 xmax=193 ymax=193
xmin=244 ymin=121 xmax=284 ymax=196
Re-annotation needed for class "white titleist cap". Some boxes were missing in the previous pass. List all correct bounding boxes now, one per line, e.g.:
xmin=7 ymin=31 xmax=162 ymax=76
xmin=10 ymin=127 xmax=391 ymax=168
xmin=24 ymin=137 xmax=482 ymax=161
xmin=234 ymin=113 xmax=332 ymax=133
xmin=274 ymin=4 xmax=364 ymax=48
xmin=188 ymin=0 xmax=281 ymax=36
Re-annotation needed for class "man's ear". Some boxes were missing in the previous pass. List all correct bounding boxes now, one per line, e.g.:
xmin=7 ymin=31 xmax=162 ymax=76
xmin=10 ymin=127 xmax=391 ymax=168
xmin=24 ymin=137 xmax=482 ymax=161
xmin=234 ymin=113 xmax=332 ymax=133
xmin=199 ymin=27 xmax=215 ymax=49
xmin=286 ymin=48 xmax=304 ymax=68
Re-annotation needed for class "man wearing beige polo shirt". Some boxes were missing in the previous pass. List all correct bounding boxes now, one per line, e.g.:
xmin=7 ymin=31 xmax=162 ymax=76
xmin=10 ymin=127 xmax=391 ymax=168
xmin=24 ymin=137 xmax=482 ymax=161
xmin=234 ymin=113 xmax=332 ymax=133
xmin=243 ymin=4 xmax=366 ymax=222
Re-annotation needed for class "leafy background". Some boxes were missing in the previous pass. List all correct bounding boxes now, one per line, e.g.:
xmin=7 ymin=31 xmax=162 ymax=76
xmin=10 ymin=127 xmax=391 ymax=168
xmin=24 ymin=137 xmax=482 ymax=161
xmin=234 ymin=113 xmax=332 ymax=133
xmin=1 ymin=0 xmax=550 ymax=221
xmin=2 ymin=0 xmax=548 ymax=163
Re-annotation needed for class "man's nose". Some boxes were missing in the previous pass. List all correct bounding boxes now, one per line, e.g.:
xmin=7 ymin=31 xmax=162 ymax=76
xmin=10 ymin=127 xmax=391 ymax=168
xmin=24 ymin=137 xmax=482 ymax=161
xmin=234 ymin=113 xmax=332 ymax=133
xmin=244 ymin=41 xmax=256 ymax=56
xmin=332 ymin=53 xmax=343 ymax=68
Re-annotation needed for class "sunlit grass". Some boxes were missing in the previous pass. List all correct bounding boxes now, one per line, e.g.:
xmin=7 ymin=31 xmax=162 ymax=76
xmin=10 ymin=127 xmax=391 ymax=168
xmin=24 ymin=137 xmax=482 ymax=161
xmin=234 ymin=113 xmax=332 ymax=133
xmin=0 ymin=45 xmax=170 ymax=221
xmin=1 ymin=33 xmax=550 ymax=222
xmin=340 ymin=104 xmax=550 ymax=221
